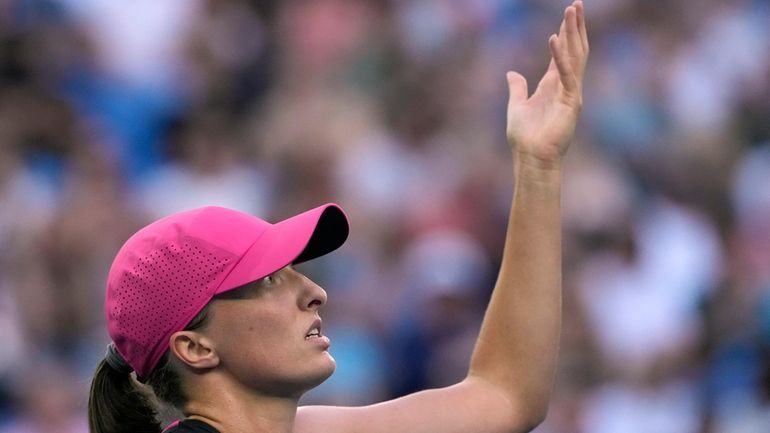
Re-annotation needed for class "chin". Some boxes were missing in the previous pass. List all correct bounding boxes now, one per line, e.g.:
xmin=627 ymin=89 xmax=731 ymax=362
xmin=243 ymin=353 xmax=337 ymax=398
xmin=281 ymin=352 xmax=337 ymax=397
xmin=306 ymin=352 xmax=336 ymax=389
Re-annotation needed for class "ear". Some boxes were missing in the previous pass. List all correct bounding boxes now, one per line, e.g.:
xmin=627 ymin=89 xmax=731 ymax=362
xmin=168 ymin=331 xmax=220 ymax=370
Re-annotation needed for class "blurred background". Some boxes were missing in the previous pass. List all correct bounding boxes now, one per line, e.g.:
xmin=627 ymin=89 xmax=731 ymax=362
xmin=0 ymin=0 xmax=769 ymax=432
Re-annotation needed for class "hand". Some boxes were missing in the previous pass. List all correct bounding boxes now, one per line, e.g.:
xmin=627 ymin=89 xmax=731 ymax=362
xmin=506 ymin=1 xmax=589 ymax=169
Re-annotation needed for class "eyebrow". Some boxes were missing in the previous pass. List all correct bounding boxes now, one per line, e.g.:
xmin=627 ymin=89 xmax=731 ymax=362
xmin=214 ymin=265 xmax=294 ymax=301
xmin=214 ymin=278 xmax=265 ymax=300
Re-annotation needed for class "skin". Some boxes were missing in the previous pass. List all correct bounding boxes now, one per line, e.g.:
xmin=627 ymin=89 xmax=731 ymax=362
xmin=169 ymin=2 xmax=589 ymax=433
xmin=168 ymin=266 xmax=333 ymax=432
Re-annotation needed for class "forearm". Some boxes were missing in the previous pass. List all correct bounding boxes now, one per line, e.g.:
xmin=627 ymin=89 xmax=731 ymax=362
xmin=468 ymin=156 xmax=563 ymax=424
xmin=312 ymin=3 xmax=587 ymax=432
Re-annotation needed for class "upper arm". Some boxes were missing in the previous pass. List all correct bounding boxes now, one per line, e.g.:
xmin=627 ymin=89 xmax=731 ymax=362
xmin=294 ymin=377 xmax=536 ymax=433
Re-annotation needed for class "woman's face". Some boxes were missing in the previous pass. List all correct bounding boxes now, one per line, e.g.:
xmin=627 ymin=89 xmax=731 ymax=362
xmin=203 ymin=265 xmax=335 ymax=397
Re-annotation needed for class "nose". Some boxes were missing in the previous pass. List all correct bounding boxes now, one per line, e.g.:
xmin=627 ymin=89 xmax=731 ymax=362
xmin=298 ymin=273 xmax=327 ymax=311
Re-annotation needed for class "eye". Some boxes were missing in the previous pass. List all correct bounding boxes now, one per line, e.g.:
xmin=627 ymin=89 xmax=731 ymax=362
xmin=260 ymin=274 xmax=275 ymax=285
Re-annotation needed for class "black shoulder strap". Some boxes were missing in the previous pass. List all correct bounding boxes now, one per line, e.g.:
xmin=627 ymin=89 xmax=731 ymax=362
xmin=163 ymin=419 xmax=221 ymax=433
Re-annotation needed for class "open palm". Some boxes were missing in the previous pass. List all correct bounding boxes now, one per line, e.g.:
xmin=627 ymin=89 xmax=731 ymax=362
xmin=506 ymin=1 xmax=589 ymax=168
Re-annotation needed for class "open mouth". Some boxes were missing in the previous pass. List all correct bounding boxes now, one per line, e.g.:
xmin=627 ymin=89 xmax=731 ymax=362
xmin=305 ymin=319 xmax=322 ymax=340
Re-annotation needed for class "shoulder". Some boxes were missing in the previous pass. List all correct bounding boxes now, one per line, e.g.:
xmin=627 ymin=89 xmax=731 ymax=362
xmin=163 ymin=419 xmax=221 ymax=433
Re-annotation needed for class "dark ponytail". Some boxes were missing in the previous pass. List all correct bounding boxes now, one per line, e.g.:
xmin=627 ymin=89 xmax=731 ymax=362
xmin=88 ymin=358 xmax=162 ymax=433
xmin=88 ymin=304 xmax=213 ymax=433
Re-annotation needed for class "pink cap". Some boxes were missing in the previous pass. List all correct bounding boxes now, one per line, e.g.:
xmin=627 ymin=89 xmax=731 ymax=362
xmin=105 ymin=204 xmax=349 ymax=378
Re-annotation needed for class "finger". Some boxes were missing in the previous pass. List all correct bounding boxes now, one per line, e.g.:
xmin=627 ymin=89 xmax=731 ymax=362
xmin=533 ymin=58 xmax=558 ymax=97
xmin=565 ymin=6 xmax=580 ymax=60
xmin=556 ymin=7 xmax=571 ymax=63
xmin=547 ymin=58 xmax=557 ymax=74
xmin=548 ymin=34 xmax=578 ymax=95
xmin=574 ymin=1 xmax=589 ymax=53
xmin=506 ymin=71 xmax=529 ymax=105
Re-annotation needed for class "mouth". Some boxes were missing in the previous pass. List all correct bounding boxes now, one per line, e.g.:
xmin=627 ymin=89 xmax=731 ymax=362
xmin=305 ymin=318 xmax=323 ymax=340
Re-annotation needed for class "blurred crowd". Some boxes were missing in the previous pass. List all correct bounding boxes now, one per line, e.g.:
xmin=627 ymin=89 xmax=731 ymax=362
xmin=0 ymin=0 xmax=769 ymax=432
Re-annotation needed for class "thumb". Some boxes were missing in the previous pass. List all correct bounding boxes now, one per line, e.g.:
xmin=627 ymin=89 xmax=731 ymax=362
xmin=506 ymin=71 xmax=528 ymax=105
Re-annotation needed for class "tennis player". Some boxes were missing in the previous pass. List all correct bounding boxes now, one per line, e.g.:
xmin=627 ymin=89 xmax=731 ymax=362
xmin=88 ymin=2 xmax=588 ymax=432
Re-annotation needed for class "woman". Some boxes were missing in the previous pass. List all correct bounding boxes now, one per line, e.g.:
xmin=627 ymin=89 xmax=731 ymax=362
xmin=88 ymin=2 xmax=589 ymax=432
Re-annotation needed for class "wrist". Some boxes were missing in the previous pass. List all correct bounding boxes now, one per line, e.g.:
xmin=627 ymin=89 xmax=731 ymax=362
xmin=514 ymin=153 xmax=564 ymax=185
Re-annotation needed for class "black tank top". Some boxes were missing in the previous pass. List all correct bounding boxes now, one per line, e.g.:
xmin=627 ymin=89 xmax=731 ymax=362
xmin=163 ymin=419 xmax=221 ymax=433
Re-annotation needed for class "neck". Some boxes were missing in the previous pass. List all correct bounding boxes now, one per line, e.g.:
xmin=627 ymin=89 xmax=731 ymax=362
xmin=183 ymin=379 xmax=301 ymax=433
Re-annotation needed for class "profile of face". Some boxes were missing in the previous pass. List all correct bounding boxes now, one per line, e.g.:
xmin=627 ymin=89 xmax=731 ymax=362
xmin=170 ymin=265 xmax=336 ymax=398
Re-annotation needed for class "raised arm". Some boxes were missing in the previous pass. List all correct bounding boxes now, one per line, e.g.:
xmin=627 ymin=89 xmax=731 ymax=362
xmin=297 ymin=2 xmax=588 ymax=432
xmin=468 ymin=0 xmax=588 ymax=425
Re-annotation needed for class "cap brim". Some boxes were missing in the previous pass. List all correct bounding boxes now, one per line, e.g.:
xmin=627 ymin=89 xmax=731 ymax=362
xmin=215 ymin=203 xmax=349 ymax=294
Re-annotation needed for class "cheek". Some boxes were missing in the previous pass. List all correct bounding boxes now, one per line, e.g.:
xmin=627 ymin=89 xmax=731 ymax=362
xmin=246 ymin=324 xmax=293 ymax=364
xmin=219 ymin=311 xmax=299 ymax=368
xmin=209 ymin=306 xmax=334 ymax=393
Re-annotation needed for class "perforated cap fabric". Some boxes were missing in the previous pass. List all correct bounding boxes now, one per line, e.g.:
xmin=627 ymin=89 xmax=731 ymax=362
xmin=105 ymin=204 xmax=349 ymax=378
